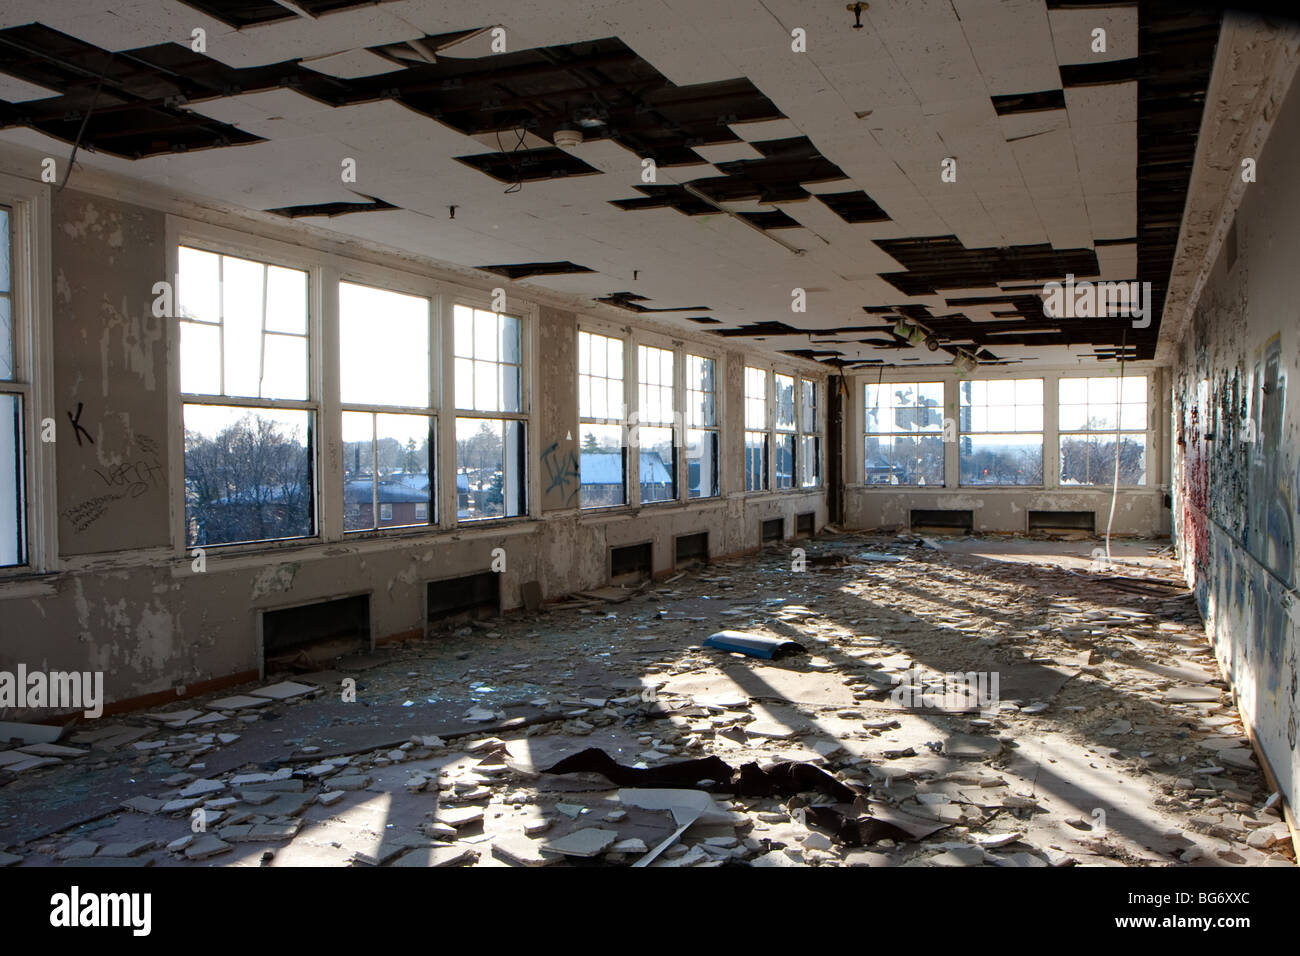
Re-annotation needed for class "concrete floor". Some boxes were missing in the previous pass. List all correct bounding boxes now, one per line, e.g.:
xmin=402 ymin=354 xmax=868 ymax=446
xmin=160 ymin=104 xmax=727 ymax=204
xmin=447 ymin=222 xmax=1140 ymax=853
xmin=1 ymin=532 xmax=1294 ymax=868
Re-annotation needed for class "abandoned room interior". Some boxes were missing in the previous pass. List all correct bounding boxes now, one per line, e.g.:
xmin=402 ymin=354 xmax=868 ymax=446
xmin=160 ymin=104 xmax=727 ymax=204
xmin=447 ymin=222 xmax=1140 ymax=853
xmin=0 ymin=0 xmax=1297 ymax=883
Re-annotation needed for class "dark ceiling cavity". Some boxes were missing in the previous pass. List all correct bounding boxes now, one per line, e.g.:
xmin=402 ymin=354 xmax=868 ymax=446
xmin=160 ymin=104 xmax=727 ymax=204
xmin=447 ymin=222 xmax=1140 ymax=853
xmin=739 ymin=209 xmax=801 ymax=230
xmin=874 ymin=235 xmax=1100 ymax=297
xmin=265 ymin=196 xmax=397 ymax=217
xmin=0 ymin=24 xmax=269 ymax=158
xmin=1060 ymin=58 xmax=1140 ymax=87
xmin=456 ymin=146 xmax=599 ymax=183
xmin=478 ymin=261 xmax=595 ymax=279
xmin=815 ymin=190 xmax=889 ymax=223
xmin=596 ymin=292 xmax=711 ymax=313
xmin=175 ymin=0 xmax=296 ymax=28
xmin=611 ymin=136 xmax=889 ymax=221
xmin=991 ymin=89 xmax=1067 ymax=115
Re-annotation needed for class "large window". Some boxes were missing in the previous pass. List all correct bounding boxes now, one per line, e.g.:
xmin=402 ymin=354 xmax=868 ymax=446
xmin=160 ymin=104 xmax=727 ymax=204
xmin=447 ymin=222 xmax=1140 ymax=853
xmin=1059 ymin=376 xmax=1148 ymax=485
xmin=0 ymin=204 xmax=23 ymax=567
xmin=637 ymin=344 xmax=676 ymax=503
xmin=744 ymin=366 xmax=768 ymax=491
xmin=179 ymin=246 xmax=315 ymax=546
xmin=341 ymin=282 xmax=434 ymax=532
xmin=579 ymin=330 xmax=625 ymax=509
xmin=959 ymin=379 xmax=1043 ymax=486
xmin=864 ymin=381 xmax=944 ymax=486
xmin=454 ymin=304 xmax=526 ymax=520
xmin=685 ymin=354 xmax=719 ymax=498
xmin=799 ymin=378 xmax=820 ymax=488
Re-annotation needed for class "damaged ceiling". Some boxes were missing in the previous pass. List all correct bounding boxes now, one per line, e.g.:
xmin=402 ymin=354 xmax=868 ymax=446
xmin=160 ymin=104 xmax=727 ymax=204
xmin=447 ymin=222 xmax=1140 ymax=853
xmin=0 ymin=0 xmax=1226 ymax=365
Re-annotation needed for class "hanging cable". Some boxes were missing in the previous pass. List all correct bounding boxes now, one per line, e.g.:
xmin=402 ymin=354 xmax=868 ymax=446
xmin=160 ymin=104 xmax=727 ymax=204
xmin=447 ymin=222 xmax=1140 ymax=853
xmin=1103 ymin=327 xmax=1128 ymax=571
xmin=57 ymin=56 xmax=113 ymax=193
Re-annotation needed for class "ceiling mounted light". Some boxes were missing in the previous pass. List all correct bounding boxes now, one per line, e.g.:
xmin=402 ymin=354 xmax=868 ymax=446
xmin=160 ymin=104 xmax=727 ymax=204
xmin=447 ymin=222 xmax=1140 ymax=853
xmin=925 ymin=335 xmax=940 ymax=351
xmin=552 ymin=126 xmax=583 ymax=149
xmin=951 ymin=350 xmax=979 ymax=374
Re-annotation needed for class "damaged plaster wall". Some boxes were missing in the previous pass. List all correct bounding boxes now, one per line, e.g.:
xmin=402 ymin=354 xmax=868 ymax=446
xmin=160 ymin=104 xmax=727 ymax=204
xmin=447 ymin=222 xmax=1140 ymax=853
xmin=1172 ymin=67 xmax=1300 ymax=812
xmin=52 ymin=191 xmax=169 ymax=554
xmin=0 ymin=190 xmax=827 ymax=715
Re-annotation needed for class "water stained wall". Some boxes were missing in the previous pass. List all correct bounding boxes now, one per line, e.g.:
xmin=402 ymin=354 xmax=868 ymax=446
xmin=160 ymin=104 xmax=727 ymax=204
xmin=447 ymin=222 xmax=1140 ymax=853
xmin=1171 ymin=69 xmax=1300 ymax=811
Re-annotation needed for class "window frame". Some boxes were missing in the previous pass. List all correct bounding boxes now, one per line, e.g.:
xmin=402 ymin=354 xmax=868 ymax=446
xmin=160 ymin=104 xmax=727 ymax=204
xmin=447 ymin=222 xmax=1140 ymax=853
xmin=684 ymin=349 xmax=721 ymax=500
xmin=863 ymin=379 xmax=947 ymax=487
xmin=448 ymin=291 xmax=533 ymax=525
xmin=577 ymin=322 xmax=630 ymax=510
xmin=798 ymin=377 xmax=822 ymax=489
xmin=633 ymin=337 xmax=679 ymax=507
xmin=336 ymin=272 xmax=441 ymax=535
xmin=173 ymin=231 xmax=322 ymax=550
xmin=958 ymin=377 xmax=1046 ymax=488
xmin=0 ymin=173 xmax=54 ymax=579
xmin=1057 ymin=374 xmax=1151 ymax=488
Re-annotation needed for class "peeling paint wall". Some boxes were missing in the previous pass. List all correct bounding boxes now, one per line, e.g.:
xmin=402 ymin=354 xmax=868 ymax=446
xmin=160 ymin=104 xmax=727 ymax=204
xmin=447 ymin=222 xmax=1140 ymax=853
xmin=1172 ymin=69 xmax=1300 ymax=811
xmin=52 ymin=191 xmax=169 ymax=554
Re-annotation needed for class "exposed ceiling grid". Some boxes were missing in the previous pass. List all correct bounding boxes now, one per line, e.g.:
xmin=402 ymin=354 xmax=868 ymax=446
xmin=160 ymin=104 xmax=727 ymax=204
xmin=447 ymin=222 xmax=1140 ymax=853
xmin=0 ymin=0 xmax=1220 ymax=365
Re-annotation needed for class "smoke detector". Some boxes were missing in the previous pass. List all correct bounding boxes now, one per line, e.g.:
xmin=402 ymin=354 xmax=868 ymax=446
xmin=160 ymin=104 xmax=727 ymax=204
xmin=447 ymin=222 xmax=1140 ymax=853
xmin=552 ymin=127 xmax=583 ymax=149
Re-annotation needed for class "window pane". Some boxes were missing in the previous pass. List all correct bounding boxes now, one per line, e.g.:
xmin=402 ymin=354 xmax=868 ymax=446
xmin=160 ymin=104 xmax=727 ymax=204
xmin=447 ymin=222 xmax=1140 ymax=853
xmin=179 ymin=247 xmax=308 ymax=400
xmin=959 ymin=433 xmax=1043 ymax=485
xmin=866 ymin=381 xmax=945 ymax=435
xmin=775 ymin=374 xmax=795 ymax=430
xmin=376 ymin=413 xmax=432 ymax=528
xmin=456 ymin=417 xmax=526 ymax=520
xmin=184 ymin=405 xmax=314 ymax=546
xmin=0 ymin=294 xmax=11 ymax=382
xmin=579 ymin=423 xmax=625 ymax=508
xmin=638 ymin=345 xmax=674 ymax=426
xmin=800 ymin=380 xmax=817 ymax=433
xmin=800 ymin=434 xmax=820 ymax=487
xmin=266 ymin=266 xmax=307 ymax=334
xmin=342 ymin=410 xmax=376 ymax=532
xmin=745 ymin=430 xmax=768 ymax=491
xmin=456 ymin=306 xmax=522 ymax=413
xmin=340 ymin=282 xmax=429 ymax=407
xmin=177 ymin=246 xmax=220 ymax=325
xmin=864 ymin=434 xmax=944 ymax=486
xmin=639 ymin=425 xmax=675 ymax=503
xmin=687 ymin=428 xmax=718 ymax=498
xmin=745 ymin=368 xmax=766 ymax=429
xmin=1060 ymin=433 xmax=1146 ymax=485
xmin=180 ymin=320 xmax=221 ymax=395
xmin=774 ymin=432 xmax=795 ymax=488
xmin=580 ymin=330 xmax=623 ymax=423
xmin=687 ymin=354 xmax=716 ymax=428
xmin=960 ymin=378 xmax=1043 ymax=434
xmin=0 ymin=392 xmax=24 ymax=567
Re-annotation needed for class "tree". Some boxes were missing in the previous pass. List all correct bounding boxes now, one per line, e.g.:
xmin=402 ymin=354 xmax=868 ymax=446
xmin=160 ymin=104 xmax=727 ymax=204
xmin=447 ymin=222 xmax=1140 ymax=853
xmin=185 ymin=413 xmax=311 ymax=545
xmin=582 ymin=431 xmax=600 ymax=453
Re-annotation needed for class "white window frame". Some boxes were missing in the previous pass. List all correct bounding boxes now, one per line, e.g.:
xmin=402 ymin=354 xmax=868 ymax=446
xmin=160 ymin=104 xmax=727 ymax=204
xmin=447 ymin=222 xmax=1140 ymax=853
xmin=863 ymin=379 xmax=947 ymax=487
xmin=798 ymin=377 xmax=821 ymax=489
xmin=1057 ymin=374 xmax=1151 ymax=488
xmin=685 ymin=349 xmax=721 ymax=500
xmin=170 ymin=224 xmax=323 ymax=551
xmin=743 ymin=365 xmax=770 ymax=493
xmin=958 ymin=377 xmax=1046 ymax=488
xmin=336 ymin=267 xmax=442 ymax=535
xmin=577 ymin=322 xmax=630 ymax=510
xmin=632 ymin=330 xmax=681 ymax=507
xmin=447 ymin=291 xmax=533 ymax=525
xmin=0 ymin=173 xmax=54 ymax=579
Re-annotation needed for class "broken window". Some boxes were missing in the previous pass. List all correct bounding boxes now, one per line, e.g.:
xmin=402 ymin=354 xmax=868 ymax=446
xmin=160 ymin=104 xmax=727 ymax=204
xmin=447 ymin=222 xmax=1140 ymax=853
xmin=637 ymin=344 xmax=676 ymax=504
xmin=959 ymin=379 xmax=1043 ymax=486
xmin=774 ymin=373 xmax=796 ymax=489
xmin=1059 ymin=376 xmax=1148 ymax=485
xmin=744 ymin=366 xmax=768 ymax=491
xmin=0 ymin=202 xmax=22 ymax=568
xmin=179 ymin=246 xmax=316 ymax=546
xmin=686 ymin=353 xmax=719 ymax=499
xmin=799 ymin=378 xmax=820 ymax=488
xmin=455 ymin=305 xmax=526 ymax=520
xmin=579 ymin=330 xmax=626 ymax=509
xmin=865 ymin=381 xmax=945 ymax=486
xmin=340 ymin=281 xmax=434 ymax=532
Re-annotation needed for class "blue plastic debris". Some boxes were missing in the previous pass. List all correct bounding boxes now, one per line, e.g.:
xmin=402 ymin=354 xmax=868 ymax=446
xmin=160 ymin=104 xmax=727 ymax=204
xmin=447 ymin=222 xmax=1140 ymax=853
xmin=703 ymin=630 xmax=805 ymax=660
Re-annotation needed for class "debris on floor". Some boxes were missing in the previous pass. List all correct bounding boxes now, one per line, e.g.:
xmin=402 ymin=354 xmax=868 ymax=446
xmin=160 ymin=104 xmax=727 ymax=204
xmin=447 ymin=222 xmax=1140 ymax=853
xmin=0 ymin=533 xmax=1293 ymax=868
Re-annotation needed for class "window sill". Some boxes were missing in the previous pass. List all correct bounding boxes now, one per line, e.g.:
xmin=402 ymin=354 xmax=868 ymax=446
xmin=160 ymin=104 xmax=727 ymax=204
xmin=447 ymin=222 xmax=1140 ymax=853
xmin=0 ymin=572 xmax=59 ymax=599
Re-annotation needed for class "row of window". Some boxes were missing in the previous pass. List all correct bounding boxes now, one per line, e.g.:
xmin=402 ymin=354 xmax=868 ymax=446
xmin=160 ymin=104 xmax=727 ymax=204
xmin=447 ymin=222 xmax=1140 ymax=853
xmin=865 ymin=377 xmax=1150 ymax=487
xmin=179 ymin=244 xmax=823 ymax=550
